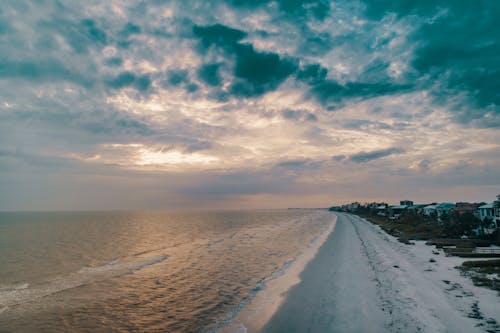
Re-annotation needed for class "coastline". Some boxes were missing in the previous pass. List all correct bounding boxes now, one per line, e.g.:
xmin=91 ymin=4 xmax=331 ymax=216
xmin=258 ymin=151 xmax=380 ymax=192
xmin=219 ymin=214 xmax=338 ymax=333
xmin=262 ymin=213 xmax=500 ymax=333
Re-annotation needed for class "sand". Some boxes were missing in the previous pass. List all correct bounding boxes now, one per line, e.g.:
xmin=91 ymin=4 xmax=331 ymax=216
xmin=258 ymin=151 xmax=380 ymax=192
xmin=244 ymin=213 xmax=500 ymax=333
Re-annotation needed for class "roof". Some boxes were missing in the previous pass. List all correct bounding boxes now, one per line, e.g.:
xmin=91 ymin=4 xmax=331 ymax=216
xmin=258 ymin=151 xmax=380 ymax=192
xmin=424 ymin=205 xmax=437 ymax=209
xmin=390 ymin=205 xmax=407 ymax=209
xmin=452 ymin=205 xmax=477 ymax=211
xmin=479 ymin=203 xmax=494 ymax=209
xmin=437 ymin=203 xmax=455 ymax=209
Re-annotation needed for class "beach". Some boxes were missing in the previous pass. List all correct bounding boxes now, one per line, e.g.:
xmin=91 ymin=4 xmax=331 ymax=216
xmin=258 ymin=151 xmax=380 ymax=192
xmin=254 ymin=213 xmax=500 ymax=333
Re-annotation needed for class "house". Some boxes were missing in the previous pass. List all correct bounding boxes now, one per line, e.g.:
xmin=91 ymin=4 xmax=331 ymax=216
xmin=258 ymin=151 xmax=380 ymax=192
xmin=451 ymin=203 xmax=480 ymax=216
xmin=436 ymin=203 xmax=455 ymax=217
xmin=376 ymin=204 xmax=388 ymax=216
xmin=343 ymin=202 xmax=360 ymax=212
xmin=479 ymin=203 xmax=494 ymax=221
xmin=407 ymin=204 xmax=428 ymax=214
xmin=400 ymin=200 xmax=414 ymax=207
xmin=422 ymin=204 xmax=438 ymax=216
xmin=421 ymin=203 xmax=455 ymax=222
xmin=494 ymin=195 xmax=500 ymax=229
xmin=388 ymin=205 xmax=407 ymax=219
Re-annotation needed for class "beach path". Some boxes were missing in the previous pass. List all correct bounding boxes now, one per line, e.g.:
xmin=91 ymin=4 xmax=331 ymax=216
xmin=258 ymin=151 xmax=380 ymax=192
xmin=263 ymin=213 xmax=500 ymax=333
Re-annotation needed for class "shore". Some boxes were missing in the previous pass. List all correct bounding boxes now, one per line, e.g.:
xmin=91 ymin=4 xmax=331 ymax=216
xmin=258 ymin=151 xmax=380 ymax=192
xmin=219 ymin=215 xmax=337 ymax=333
xmin=260 ymin=213 xmax=500 ymax=333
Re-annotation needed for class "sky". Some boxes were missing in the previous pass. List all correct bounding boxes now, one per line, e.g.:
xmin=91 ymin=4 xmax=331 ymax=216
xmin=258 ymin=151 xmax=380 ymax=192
xmin=0 ymin=0 xmax=499 ymax=210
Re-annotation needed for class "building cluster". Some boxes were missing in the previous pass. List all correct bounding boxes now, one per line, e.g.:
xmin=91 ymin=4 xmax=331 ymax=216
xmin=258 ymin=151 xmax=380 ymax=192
xmin=335 ymin=194 xmax=500 ymax=235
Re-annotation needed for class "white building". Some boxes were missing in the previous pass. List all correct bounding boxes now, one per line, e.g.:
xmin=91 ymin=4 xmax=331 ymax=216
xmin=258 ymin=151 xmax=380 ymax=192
xmin=422 ymin=205 xmax=437 ymax=216
xmin=479 ymin=203 xmax=494 ymax=221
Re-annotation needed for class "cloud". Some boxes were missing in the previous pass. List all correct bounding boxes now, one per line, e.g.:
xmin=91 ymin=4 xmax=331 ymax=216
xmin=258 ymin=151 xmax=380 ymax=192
xmin=107 ymin=71 xmax=152 ymax=92
xmin=362 ymin=0 xmax=500 ymax=125
xmin=0 ymin=0 xmax=499 ymax=210
xmin=197 ymin=63 xmax=222 ymax=86
xmin=192 ymin=23 xmax=247 ymax=51
xmin=296 ymin=64 xmax=328 ymax=84
xmin=281 ymin=109 xmax=317 ymax=122
xmin=230 ymin=43 xmax=297 ymax=97
xmin=309 ymin=80 xmax=412 ymax=108
xmin=348 ymin=148 xmax=404 ymax=163
xmin=223 ymin=0 xmax=330 ymax=21
xmin=0 ymin=59 xmax=92 ymax=86
xmin=192 ymin=23 xmax=298 ymax=97
xmin=277 ymin=159 xmax=309 ymax=168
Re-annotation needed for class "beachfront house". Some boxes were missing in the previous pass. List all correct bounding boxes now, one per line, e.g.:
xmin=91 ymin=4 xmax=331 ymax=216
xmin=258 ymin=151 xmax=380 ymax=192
xmin=407 ymin=204 xmax=428 ymax=215
xmin=400 ymin=200 xmax=414 ymax=207
xmin=376 ymin=204 xmax=388 ymax=216
xmin=478 ymin=203 xmax=498 ymax=234
xmin=422 ymin=204 xmax=438 ymax=216
xmin=451 ymin=203 xmax=480 ymax=217
xmin=388 ymin=205 xmax=407 ymax=220
xmin=479 ymin=203 xmax=494 ymax=221
xmin=343 ymin=202 xmax=360 ymax=212
xmin=421 ymin=203 xmax=455 ymax=223
xmin=494 ymin=195 xmax=500 ymax=230
xmin=436 ymin=203 xmax=455 ymax=217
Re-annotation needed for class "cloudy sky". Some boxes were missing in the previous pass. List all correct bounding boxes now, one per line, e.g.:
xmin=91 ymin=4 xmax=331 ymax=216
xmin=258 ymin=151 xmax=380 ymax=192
xmin=1 ymin=1 xmax=499 ymax=210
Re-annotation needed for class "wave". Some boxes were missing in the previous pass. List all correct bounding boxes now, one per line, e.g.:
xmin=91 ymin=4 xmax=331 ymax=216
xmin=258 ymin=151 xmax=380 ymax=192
xmin=0 ymin=254 xmax=169 ymax=312
xmin=0 ymin=282 xmax=30 ymax=292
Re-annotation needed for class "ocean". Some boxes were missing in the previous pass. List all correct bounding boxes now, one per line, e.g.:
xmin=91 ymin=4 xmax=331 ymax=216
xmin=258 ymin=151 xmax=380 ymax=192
xmin=0 ymin=209 xmax=334 ymax=332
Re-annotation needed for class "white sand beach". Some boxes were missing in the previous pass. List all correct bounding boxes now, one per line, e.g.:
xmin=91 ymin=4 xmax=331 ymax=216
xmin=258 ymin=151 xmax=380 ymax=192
xmin=228 ymin=212 xmax=500 ymax=333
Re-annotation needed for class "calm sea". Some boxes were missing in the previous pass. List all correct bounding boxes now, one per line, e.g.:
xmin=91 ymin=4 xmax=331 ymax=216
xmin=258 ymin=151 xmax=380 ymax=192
xmin=0 ymin=209 xmax=333 ymax=332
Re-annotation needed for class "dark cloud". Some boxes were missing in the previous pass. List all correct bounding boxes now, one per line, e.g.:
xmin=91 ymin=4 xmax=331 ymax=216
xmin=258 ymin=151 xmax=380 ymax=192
xmin=230 ymin=44 xmax=297 ymax=97
xmin=108 ymin=71 xmax=151 ymax=92
xmin=80 ymin=19 xmax=107 ymax=45
xmin=297 ymin=32 xmax=334 ymax=56
xmin=348 ymin=148 xmax=404 ymax=163
xmin=163 ymin=69 xmax=199 ymax=92
xmin=119 ymin=22 xmax=141 ymax=38
xmin=37 ymin=17 xmax=108 ymax=54
xmin=362 ymin=0 xmax=500 ymax=125
xmin=193 ymin=24 xmax=298 ymax=97
xmin=105 ymin=57 xmax=123 ymax=67
xmin=197 ymin=63 xmax=222 ymax=86
xmin=166 ymin=69 xmax=189 ymax=86
xmin=192 ymin=24 xmax=247 ymax=51
xmin=296 ymin=64 xmax=328 ymax=84
xmin=309 ymin=80 xmax=412 ymax=107
xmin=224 ymin=0 xmax=330 ymax=21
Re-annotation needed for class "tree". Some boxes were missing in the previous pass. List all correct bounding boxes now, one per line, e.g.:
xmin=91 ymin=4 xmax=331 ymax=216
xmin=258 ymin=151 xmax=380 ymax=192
xmin=442 ymin=211 xmax=481 ymax=238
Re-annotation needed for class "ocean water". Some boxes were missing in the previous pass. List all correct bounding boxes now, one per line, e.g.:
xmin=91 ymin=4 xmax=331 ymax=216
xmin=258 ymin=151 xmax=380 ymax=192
xmin=0 ymin=209 xmax=333 ymax=332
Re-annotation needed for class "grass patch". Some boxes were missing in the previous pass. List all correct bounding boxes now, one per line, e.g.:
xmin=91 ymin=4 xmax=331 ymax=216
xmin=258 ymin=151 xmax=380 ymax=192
xmin=355 ymin=213 xmax=443 ymax=241
xmin=462 ymin=259 xmax=500 ymax=268
xmin=459 ymin=260 xmax=500 ymax=293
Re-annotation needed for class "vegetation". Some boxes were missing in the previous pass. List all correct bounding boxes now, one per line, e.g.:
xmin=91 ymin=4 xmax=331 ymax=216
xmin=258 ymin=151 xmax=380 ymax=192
xmin=354 ymin=211 xmax=442 ymax=242
xmin=459 ymin=259 xmax=500 ymax=292
xmin=441 ymin=212 xmax=482 ymax=238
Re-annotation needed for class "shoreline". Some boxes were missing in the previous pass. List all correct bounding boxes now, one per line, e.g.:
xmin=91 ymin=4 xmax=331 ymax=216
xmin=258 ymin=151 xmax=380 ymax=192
xmin=262 ymin=213 xmax=500 ymax=333
xmin=219 ymin=214 xmax=338 ymax=333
